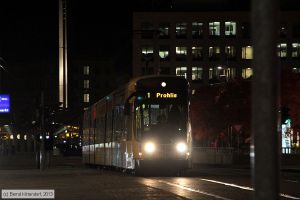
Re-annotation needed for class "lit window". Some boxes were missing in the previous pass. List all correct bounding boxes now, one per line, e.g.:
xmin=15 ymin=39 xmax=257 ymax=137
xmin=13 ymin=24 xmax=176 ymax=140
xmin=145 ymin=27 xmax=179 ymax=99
xmin=209 ymin=22 xmax=220 ymax=36
xmin=209 ymin=66 xmax=236 ymax=81
xmin=192 ymin=22 xmax=204 ymax=38
xmin=176 ymin=22 xmax=187 ymax=38
xmin=192 ymin=67 xmax=203 ymax=80
xmin=159 ymin=23 xmax=170 ymax=38
xmin=209 ymin=46 xmax=221 ymax=60
xmin=141 ymin=46 xmax=154 ymax=61
xmin=176 ymin=67 xmax=187 ymax=79
xmin=225 ymin=46 xmax=236 ymax=59
xmin=159 ymin=45 xmax=170 ymax=60
xmin=292 ymin=67 xmax=300 ymax=73
xmin=277 ymin=43 xmax=287 ymax=58
xmin=84 ymin=93 xmax=89 ymax=103
xmin=225 ymin=67 xmax=236 ymax=80
xmin=83 ymin=66 xmax=89 ymax=75
xmin=225 ymin=21 xmax=236 ymax=36
xmin=242 ymin=46 xmax=253 ymax=59
xmin=242 ymin=68 xmax=253 ymax=79
xmin=192 ymin=47 xmax=203 ymax=61
xmin=84 ymin=80 xmax=89 ymax=89
xmin=292 ymin=43 xmax=300 ymax=58
xmin=176 ymin=46 xmax=187 ymax=61
xmin=209 ymin=68 xmax=214 ymax=80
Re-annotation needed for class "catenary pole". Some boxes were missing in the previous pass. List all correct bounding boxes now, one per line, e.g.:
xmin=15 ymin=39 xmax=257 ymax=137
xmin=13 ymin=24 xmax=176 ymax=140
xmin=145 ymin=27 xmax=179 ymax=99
xmin=40 ymin=91 xmax=46 ymax=171
xmin=251 ymin=0 xmax=280 ymax=199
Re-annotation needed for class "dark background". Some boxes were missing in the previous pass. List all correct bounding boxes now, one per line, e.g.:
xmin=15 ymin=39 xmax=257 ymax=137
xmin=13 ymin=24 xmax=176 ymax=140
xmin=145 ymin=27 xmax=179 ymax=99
xmin=0 ymin=0 xmax=298 ymax=129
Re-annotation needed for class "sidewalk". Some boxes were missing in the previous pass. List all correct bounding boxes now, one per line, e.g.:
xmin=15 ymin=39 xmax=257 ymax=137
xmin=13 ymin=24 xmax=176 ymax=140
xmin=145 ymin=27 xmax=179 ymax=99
xmin=0 ymin=153 xmax=83 ymax=170
xmin=185 ymin=163 xmax=300 ymax=177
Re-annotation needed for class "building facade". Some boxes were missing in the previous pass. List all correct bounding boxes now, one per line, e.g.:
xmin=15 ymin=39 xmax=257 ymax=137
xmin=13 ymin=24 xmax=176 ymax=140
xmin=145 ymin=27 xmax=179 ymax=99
xmin=68 ymin=58 xmax=117 ymax=113
xmin=133 ymin=11 xmax=300 ymax=87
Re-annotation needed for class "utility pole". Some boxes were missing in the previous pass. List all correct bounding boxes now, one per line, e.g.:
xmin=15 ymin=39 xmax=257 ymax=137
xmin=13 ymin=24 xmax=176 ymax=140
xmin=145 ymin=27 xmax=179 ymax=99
xmin=40 ymin=91 xmax=46 ymax=171
xmin=251 ymin=0 xmax=280 ymax=199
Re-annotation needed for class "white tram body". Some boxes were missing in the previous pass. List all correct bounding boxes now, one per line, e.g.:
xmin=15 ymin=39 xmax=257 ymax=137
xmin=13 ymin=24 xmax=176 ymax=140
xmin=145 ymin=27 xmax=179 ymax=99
xmin=82 ymin=75 xmax=192 ymax=171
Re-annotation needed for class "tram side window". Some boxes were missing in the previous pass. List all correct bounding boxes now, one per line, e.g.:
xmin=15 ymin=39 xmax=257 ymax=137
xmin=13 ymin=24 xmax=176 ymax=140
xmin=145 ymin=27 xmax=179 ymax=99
xmin=125 ymin=116 xmax=131 ymax=140
xmin=99 ymin=115 xmax=105 ymax=143
xmin=143 ymin=106 xmax=150 ymax=129
xmin=106 ymin=111 xmax=112 ymax=143
xmin=136 ymin=106 xmax=143 ymax=141
xmin=113 ymin=106 xmax=124 ymax=142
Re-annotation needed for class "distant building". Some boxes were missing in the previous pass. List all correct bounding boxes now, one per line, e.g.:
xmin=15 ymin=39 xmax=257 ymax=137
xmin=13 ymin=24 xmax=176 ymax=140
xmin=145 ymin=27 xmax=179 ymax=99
xmin=132 ymin=11 xmax=300 ymax=88
xmin=68 ymin=58 xmax=117 ymax=119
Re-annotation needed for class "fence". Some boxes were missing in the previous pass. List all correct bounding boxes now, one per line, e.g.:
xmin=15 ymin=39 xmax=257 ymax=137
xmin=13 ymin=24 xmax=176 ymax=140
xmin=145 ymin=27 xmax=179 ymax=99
xmin=192 ymin=147 xmax=234 ymax=166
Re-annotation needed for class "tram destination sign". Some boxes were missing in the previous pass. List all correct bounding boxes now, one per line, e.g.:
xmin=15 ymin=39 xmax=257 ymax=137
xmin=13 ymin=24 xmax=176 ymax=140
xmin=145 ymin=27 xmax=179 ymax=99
xmin=0 ymin=94 xmax=10 ymax=113
xmin=146 ymin=92 xmax=178 ymax=99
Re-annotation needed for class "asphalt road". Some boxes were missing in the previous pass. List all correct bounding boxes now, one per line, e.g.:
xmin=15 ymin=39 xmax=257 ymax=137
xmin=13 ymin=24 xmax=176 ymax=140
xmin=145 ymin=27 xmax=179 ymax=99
xmin=0 ymin=166 xmax=299 ymax=200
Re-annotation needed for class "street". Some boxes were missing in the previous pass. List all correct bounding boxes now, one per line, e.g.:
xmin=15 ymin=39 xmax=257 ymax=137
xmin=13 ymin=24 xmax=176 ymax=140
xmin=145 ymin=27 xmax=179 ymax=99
xmin=0 ymin=166 xmax=299 ymax=200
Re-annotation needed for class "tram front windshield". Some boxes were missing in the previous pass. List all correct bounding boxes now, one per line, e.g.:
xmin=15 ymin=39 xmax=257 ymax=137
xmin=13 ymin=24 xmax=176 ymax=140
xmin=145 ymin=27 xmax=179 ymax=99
xmin=135 ymin=102 xmax=187 ymax=142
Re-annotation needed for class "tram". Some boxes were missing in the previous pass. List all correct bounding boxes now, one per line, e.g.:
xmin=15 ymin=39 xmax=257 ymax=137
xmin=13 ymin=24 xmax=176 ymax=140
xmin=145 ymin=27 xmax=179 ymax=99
xmin=82 ymin=75 xmax=192 ymax=173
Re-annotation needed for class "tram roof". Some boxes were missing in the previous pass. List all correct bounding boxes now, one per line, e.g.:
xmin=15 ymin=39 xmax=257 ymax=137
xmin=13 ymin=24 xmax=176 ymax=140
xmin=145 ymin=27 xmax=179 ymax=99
xmin=86 ymin=75 xmax=188 ymax=110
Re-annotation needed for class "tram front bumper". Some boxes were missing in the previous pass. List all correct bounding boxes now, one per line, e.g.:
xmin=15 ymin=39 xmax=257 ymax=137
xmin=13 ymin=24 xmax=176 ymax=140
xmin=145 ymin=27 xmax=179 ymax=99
xmin=136 ymin=158 xmax=188 ymax=171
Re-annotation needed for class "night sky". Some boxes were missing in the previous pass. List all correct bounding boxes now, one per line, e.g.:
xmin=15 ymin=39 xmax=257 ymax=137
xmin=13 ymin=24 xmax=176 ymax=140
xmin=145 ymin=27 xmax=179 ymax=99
xmin=0 ymin=0 xmax=134 ymax=128
xmin=0 ymin=0 xmax=298 ymax=128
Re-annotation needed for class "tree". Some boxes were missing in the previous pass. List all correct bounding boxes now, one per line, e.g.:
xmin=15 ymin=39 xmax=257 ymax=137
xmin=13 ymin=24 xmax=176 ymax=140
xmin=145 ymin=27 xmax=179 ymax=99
xmin=190 ymin=85 xmax=223 ymax=146
xmin=191 ymin=78 xmax=251 ymax=147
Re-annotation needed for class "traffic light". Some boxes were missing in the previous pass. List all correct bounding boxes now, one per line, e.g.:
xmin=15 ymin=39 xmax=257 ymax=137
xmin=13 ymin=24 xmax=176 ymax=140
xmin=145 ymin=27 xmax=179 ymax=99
xmin=281 ymin=106 xmax=291 ymax=124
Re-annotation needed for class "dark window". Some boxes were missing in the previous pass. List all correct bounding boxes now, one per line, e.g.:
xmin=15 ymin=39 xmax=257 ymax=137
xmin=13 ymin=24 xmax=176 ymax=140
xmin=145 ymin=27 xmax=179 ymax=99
xmin=192 ymin=22 xmax=204 ymax=39
xmin=159 ymin=67 xmax=170 ymax=75
xmin=241 ymin=22 xmax=251 ymax=38
xmin=192 ymin=47 xmax=203 ymax=61
xmin=279 ymin=24 xmax=287 ymax=38
xmin=141 ymin=22 xmax=154 ymax=39
xmin=293 ymin=22 xmax=300 ymax=38
xmin=142 ymin=67 xmax=154 ymax=75
xmin=159 ymin=23 xmax=170 ymax=39
xmin=209 ymin=47 xmax=221 ymax=60
xmin=225 ymin=46 xmax=236 ymax=60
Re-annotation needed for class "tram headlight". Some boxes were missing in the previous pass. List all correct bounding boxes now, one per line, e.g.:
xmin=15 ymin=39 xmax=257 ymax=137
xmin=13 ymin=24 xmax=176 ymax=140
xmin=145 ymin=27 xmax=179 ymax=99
xmin=176 ymin=142 xmax=187 ymax=153
xmin=144 ymin=142 xmax=155 ymax=154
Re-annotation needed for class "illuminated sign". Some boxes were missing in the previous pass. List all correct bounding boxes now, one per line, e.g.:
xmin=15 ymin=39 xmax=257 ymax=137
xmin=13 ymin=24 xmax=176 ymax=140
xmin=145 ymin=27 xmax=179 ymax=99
xmin=156 ymin=92 xmax=177 ymax=98
xmin=0 ymin=95 xmax=10 ymax=113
